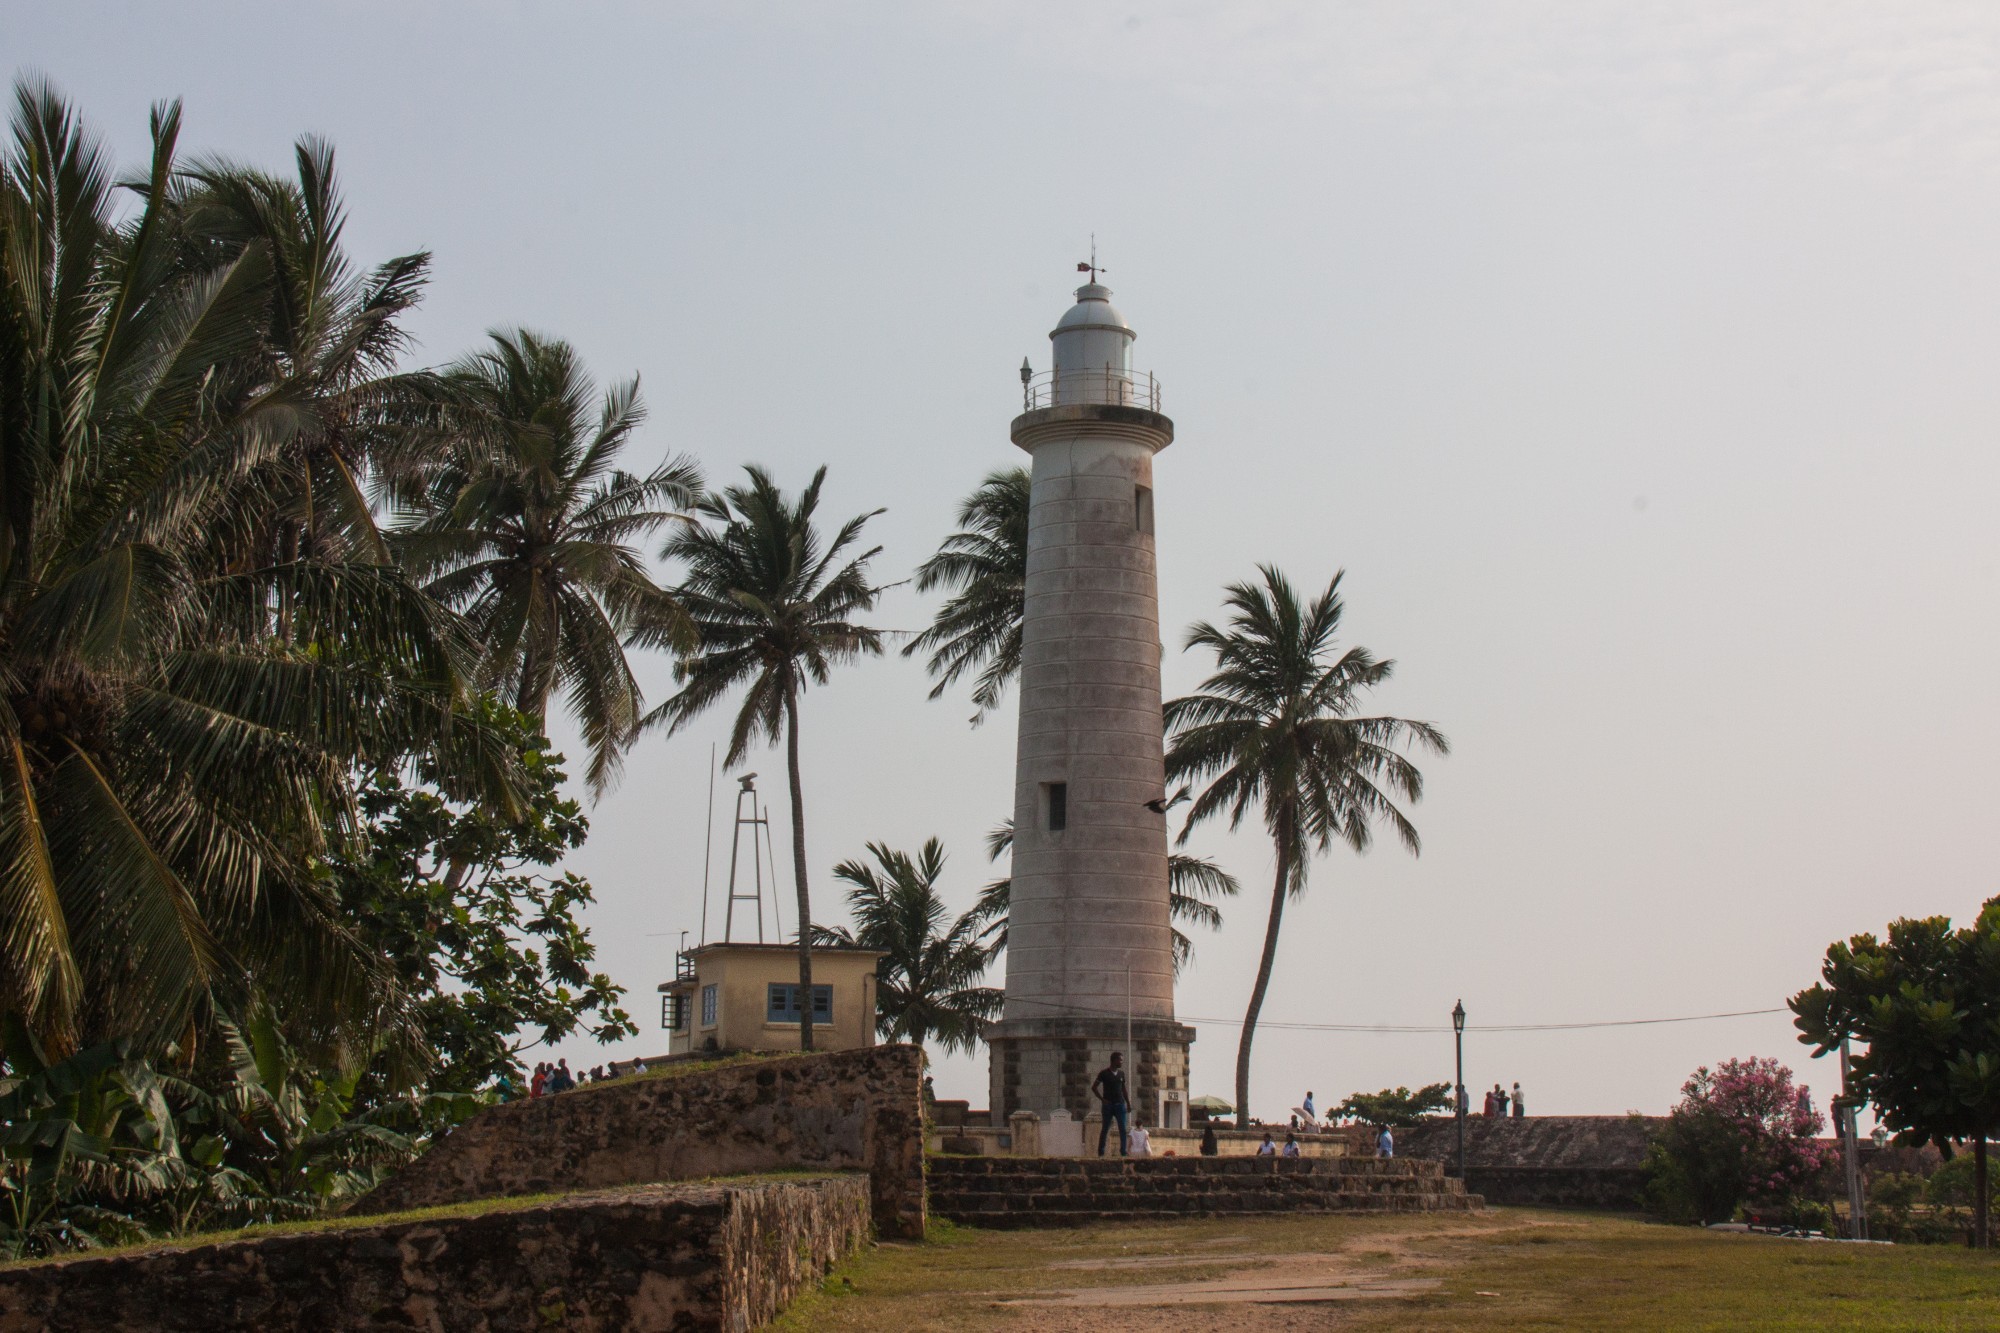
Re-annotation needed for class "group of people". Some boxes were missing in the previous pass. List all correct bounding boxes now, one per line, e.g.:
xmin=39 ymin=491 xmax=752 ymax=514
xmin=493 ymin=1056 xmax=652 ymax=1101
xmin=1088 ymin=1055 xmax=1401 ymax=1161
xmin=1480 ymin=1081 xmax=1526 ymax=1118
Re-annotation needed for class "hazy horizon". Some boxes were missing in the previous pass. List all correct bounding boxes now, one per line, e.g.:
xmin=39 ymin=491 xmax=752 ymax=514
xmin=15 ymin=2 xmax=1999 ymax=1125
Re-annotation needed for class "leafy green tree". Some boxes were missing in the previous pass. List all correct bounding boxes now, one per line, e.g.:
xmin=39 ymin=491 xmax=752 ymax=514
xmin=810 ymin=840 xmax=999 ymax=1054
xmin=646 ymin=466 xmax=885 ymax=1051
xmin=331 ymin=701 xmax=634 ymax=1099
xmin=396 ymin=329 xmax=703 ymax=793
xmin=971 ymin=818 xmax=1238 ymax=975
xmin=1164 ymin=567 xmax=1446 ymax=1126
xmin=1791 ymin=898 xmax=2000 ymax=1247
xmin=0 ymin=82 xmax=523 ymax=1063
xmin=904 ymin=468 xmax=1029 ymax=717
xmin=1335 ymin=1083 xmax=1453 ymax=1127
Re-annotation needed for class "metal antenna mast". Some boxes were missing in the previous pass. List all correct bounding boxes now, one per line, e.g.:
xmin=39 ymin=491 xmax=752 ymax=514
xmin=698 ymin=744 xmax=716 ymax=945
xmin=722 ymin=773 xmax=772 ymax=942
xmin=763 ymin=812 xmax=786 ymax=942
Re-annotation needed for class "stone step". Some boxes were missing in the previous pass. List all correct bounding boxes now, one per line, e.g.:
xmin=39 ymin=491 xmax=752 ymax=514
xmin=927 ymin=1154 xmax=1481 ymax=1227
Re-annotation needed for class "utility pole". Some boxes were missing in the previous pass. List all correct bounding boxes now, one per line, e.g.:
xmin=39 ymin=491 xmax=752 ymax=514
xmin=1839 ymin=1039 xmax=1866 ymax=1240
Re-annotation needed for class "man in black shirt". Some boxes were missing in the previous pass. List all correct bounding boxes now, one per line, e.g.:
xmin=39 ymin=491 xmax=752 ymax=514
xmin=1091 ymin=1052 xmax=1130 ymax=1157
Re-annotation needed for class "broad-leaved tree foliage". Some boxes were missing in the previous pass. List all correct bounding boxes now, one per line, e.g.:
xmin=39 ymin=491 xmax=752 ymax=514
xmin=332 ymin=701 xmax=635 ymax=1101
xmin=1642 ymin=1056 xmax=1832 ymax=1226
xmin=1792 ymin=898 xmax=2000 ymax=1247
xmin=1335 ymin=1083 xmax=1453 ymax=1128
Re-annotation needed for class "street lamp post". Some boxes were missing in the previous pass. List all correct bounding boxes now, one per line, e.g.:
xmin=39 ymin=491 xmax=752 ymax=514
xmin=1452 ymin=1000 xmax=1467 ymax=1182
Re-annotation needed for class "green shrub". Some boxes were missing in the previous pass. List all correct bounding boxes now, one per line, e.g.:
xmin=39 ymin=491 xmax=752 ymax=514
xmin=1926 ymin=1155 xmax=2000 ymax=1210
xmin=1869 ymin=1171 xmax=1927 ymax=1227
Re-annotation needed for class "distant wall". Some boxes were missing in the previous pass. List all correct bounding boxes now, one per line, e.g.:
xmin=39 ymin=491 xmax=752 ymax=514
xmin=1396 ymin=1116 xmax=1663 ymax=1209
xmin=356 ymin=1045 xmax=926 ymax=1239
xmin=930 ymin=1119 xmax=1367 ymax=1159
xmin=0 ymin=1178 xmax=869 ymax=1333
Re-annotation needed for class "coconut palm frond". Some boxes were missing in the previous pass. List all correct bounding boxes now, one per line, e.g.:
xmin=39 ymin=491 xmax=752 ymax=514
xmin=391 ymin=329 xmax=703 ymax=795
xmin=904 ymin=468 xmax=1029 ymax=715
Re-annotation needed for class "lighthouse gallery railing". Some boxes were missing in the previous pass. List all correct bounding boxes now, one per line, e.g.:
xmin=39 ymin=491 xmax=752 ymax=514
xmin=1021 ymin=367 xmax=1162 ymax=412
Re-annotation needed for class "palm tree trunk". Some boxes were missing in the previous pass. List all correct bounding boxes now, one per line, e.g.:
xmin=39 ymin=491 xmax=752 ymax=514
xmin=1235 ymin=834 xmax=1294 ymax=1128
xmin=784 ymin=686 xmax=814 ymax=1053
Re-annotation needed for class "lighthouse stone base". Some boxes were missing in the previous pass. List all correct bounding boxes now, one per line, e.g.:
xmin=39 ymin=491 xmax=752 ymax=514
xmin=987 ymin=1017 xmax=1195 ymax=1129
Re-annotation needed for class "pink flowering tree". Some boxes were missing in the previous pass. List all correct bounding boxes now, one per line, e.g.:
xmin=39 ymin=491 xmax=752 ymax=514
xmin=1644 ymin=1057 xmax=1837 ymax=1224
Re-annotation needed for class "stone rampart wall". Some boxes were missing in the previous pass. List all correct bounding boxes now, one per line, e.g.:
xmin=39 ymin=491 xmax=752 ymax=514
xmin=357 ymin=1045 xmax=925 ymax=1238
xmin=0 ymin=1177 xmax=869 ymax=1332
xmin=1396 ymin=1115 xmax=1662 ymax=1208
xmin=1463 ymin=1165 xmax=1649 ymax=1208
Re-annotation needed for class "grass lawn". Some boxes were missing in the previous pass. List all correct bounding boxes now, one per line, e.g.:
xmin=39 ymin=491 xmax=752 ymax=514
xmin=775 ymin=1208 xmax=2000 ymax=1331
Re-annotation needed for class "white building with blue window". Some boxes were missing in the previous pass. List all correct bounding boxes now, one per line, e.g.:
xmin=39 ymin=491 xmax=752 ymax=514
xmin=659 ymin=942 xmax=884 ymax=1055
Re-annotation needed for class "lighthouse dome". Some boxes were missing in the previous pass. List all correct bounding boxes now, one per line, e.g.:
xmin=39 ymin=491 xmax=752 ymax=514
xmin=1050 ymin=282 xmax=1136 ymax=386
xmin=1053 ymin=283 xmax=1132 ymax=334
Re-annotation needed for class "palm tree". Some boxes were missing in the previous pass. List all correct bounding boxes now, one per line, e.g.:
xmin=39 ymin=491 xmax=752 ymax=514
xmin=169 ymin=137 xmax=448 ymax=576
xmin=645 ymin=466 xmax=885 ymax=1050
xmin=971 ymin=819 xmax=1238 ymax=975
xmin=0 ymin=84 xmax=522 ymax=1062
xmin=903 ymin=468 xmax=1029 ymax=718
xmin=395 ymin=330 xmax=702 ymax=794
xmin=1164 ymin=567 xmax=1447 ymax=1126
xmin=810 ymin=840 xmax=999 ymax=1054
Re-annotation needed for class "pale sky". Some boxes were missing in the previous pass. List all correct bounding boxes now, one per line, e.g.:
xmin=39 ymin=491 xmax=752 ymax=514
xmin=17 ymin=2 xmax=1999 ymax=1122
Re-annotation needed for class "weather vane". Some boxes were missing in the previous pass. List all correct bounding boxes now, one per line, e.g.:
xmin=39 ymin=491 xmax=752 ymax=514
xmin=1077 ymin=234 xmax=1107 ymax=283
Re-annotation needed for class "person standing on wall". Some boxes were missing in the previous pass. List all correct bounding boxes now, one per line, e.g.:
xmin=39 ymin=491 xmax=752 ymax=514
xmin=1092 ymin=1052 xmax=1130 ymax=1157
xmin=1512 ymin=1082 xmax=1525 ymax=1118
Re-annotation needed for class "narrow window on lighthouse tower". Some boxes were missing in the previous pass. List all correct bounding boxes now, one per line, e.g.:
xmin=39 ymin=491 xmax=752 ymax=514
xmin=1134 ymin=484 xmax=1154 ymax=535
xmin=1046 ymin=782 xmax=1068 ymax=832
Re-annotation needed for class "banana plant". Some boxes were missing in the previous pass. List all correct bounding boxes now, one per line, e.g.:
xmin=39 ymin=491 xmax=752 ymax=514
xmin=196 ymin=1009 xmax=483 ymax=1221
xmin=0 ymin=1031 xmax=188 ymax=1258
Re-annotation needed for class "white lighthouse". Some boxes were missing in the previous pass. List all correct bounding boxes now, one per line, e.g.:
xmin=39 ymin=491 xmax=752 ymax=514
xmin=986 ymin=276 xmax=1194 ymax=1130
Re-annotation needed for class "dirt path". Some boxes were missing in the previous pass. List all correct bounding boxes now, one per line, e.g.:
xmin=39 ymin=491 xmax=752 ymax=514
xmin=964 ymin=1219 xmax=1541 ymax=1330
xmin=876 ymin=1208 xmax=1528 ymax=1320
